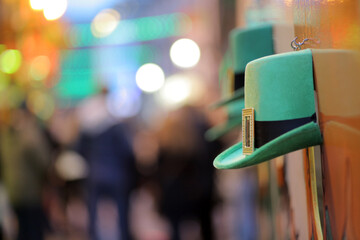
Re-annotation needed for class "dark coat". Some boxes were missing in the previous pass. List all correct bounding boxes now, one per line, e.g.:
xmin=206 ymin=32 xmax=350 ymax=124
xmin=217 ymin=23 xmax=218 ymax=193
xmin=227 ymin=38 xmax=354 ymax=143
xmin=157 ymin=106 xmax=222 ymax=219
xmin=77 ymin=123 xmax=137 ymax=192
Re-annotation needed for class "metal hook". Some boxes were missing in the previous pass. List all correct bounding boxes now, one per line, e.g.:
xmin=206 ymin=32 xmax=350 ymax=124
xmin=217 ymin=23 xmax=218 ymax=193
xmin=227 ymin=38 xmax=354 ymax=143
xmin=291 ymin=37 xmax=300 ymax=50
xmin=291 ymin=37 xmax=310 ymax=51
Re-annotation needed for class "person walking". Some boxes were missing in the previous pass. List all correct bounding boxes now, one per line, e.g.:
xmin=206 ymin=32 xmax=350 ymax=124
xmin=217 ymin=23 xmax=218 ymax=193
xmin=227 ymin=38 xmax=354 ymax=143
xmin=76 ymin=91 xmax=137 ymax=240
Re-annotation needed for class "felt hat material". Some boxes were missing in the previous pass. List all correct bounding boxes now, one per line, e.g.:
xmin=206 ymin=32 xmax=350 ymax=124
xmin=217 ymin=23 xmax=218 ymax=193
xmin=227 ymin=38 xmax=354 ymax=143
xmin=207 ymin=24 xmax=276 ymax=141
xmin=218 ymin=23 xmax=296 ymax=106
xmin=214 ymin=24 xmax=275 ymax=108
xmin=231 ymin=24 xmax=274 ymax=73
xmin=214 ymin=49 xmax=323 ymax=169
xmin=205 ymin=98 xmax=244 ymax=141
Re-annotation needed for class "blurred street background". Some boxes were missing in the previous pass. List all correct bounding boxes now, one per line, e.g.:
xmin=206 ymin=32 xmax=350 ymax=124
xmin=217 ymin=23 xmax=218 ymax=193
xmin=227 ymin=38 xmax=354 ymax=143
xmin=0 ymin=0 xmax=237 ymax=239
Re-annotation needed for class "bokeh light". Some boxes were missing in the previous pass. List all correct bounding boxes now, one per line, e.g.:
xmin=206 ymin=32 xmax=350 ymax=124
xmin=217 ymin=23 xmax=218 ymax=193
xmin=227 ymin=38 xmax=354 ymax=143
xmin=43 ymin=0 xmax=68 ymax=21
xmin=30 ymin=55 xmax=51 ymax=81
xmin=170 ymin=38 xmax=201 ymax=68
xmin=106 ymin=88 xmax=141 ymax=118
xmin=135 ymin=63 xmax=165 ymax=93
xmin=27 ymin=90 xmax=55 ymax=120
xmin=157 ymin=74 xmax=191 ymax=109
xmin=30 ymin=0 xmax=45 ymax=10
xmin=55 ymin=151 xmax=88 ymax=181
xmin=0 ymin=49 xmax=22 ymax=74
xmin=156 ymin=73 xmax=205 ymax=109
xmin=69 ymin=13 xmax=191 ymax=48
xmin=91 ymin=9 xmax=121 ymax=38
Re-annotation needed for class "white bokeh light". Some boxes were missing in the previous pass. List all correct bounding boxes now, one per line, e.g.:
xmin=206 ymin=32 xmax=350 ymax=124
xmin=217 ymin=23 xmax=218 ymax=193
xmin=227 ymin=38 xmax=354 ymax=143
xmin=106 ymin=89 xmax=141 ymax=118
xmin=91 ymin=9 xmax=120 ymax=38
xmin=136 ymin=63 xmax=165 ymax=93
xmin=30 ymin=0 xmax=45 ymax=10
xmin=170 ymin=38 xmax=201 ymax=68
xmin=157 ymin=74 xmax=191 ymax=109
xmin=43 ymin=0 xmax=68 ymax=21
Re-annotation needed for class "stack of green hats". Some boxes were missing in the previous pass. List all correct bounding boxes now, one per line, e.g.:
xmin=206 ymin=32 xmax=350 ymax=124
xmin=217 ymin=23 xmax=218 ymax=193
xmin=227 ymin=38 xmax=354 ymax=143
xmin=214 ymin=49 xmax=323 ymax=169
xmin=206 ymin=24 xmax=275 ymax=141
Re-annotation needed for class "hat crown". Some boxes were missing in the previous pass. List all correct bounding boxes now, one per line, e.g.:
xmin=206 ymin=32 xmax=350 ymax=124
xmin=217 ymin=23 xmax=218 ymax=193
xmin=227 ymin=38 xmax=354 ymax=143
xmin=245 ymin=49 xmax=315 ymax=121
xmin=230 ymin=24 xmax=274 ymax=73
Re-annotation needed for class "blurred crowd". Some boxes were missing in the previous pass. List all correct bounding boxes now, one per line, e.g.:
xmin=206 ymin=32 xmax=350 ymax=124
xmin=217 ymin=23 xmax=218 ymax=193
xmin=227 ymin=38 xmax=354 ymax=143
xmin=0 ymin=89 xmax=226 ymax=240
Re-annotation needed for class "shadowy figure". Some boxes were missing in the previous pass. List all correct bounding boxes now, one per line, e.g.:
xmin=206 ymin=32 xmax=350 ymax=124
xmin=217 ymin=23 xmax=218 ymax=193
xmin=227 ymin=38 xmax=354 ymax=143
xmin=156 ymin=105 xmax=221 ymax=240
xmin=0 ymin=106 xmax=50 ymax=240
xmin=76 ymin=92 xmax=137 ymax=240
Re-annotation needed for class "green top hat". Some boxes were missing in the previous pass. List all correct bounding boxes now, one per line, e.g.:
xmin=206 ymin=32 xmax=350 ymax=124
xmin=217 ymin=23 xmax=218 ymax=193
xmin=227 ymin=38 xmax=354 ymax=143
xmin=205 ymin=98 xmax=244 ymax=141
xmin=213 ymin=24 xmax=275 ymax=108
xmin=206 ymin=24 xmax=274 ymax=141
xmin=214 ymin=49 xmax=323 ymax=169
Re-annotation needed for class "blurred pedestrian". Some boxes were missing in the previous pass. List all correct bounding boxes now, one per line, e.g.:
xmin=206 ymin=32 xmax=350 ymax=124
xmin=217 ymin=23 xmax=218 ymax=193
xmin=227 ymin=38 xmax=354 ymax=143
xmin=0 ymin=105 xmax=50 ymax=240
xmin=156 ymin=105 xmax=222 ymax=240
xmin=76 ymin=90 xmax=137 ymax=240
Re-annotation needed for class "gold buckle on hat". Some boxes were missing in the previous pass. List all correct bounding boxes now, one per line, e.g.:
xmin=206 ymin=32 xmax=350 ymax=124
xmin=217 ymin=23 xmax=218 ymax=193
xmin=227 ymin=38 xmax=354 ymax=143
xmin=242 ymin=108 xmax=254 ymax=155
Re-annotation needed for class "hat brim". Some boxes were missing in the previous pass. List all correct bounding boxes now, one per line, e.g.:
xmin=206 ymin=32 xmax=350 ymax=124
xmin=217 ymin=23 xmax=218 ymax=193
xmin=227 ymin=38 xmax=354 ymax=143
xmin=214 ymin=122 xmax=322 ymax=169
xmin=210 ymin=88 xmax=244 ymax=109
xmin=205 ymin=118 xmax=243 ymax=141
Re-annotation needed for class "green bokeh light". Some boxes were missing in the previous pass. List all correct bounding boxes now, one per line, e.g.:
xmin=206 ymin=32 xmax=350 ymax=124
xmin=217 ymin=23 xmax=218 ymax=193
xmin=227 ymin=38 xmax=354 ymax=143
xmin=0 ymin=50 xmax=22 ymax=74
xmin=54 ymin=44 xmax=156 ymax=102
xmin=68 ymin=13 xmax=191 ymax=48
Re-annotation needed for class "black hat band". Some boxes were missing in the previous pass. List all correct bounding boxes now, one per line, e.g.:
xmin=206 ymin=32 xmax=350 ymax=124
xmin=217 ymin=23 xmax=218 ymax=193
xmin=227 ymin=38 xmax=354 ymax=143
xmin=234 ymin=72 xmax=245 ymax=91
xmin=254 ymin=113 xmax=317 ymax=148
